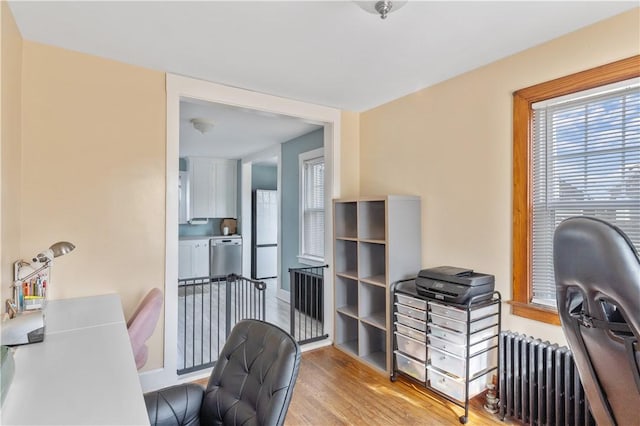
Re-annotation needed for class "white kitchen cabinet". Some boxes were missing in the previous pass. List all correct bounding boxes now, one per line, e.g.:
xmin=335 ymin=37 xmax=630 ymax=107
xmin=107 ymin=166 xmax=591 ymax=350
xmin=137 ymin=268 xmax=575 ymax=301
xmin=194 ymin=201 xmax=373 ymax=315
xmin=178 ymin=171 xmax=190 ymax=224
xmin=178 ymin=238 xmax=210 ymax=279
xmin=213 ymin=159 xmax=237 ymax=218
xmin=187 ymin=157 xmax=237 ymax=220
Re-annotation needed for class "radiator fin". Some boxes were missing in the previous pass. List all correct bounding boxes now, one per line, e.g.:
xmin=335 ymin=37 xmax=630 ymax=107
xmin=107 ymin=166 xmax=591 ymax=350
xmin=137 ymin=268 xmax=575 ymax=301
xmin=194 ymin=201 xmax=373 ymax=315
xmin=499 ymin=331 xmax=596 ymax=426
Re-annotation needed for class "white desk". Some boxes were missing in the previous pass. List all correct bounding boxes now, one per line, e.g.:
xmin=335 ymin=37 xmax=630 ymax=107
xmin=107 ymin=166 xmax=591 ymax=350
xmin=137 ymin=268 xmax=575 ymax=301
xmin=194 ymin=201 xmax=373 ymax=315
xmin=2 ymin=294 xmax=150 ymax=425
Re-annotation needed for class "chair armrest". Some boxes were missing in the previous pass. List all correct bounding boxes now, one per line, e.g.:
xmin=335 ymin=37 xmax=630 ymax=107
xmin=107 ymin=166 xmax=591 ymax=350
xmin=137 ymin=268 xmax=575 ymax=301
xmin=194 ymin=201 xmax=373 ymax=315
xmin=144 ymin=383 xmax=204 ymax=426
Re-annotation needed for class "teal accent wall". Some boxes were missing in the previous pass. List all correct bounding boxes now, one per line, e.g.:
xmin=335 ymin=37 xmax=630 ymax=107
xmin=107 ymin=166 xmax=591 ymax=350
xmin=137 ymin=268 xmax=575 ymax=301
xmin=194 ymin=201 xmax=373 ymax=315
xmin=280 ymin=128 xmax=324 ymax=291
xmin=252 ymin=164 xmax=277 ymax=190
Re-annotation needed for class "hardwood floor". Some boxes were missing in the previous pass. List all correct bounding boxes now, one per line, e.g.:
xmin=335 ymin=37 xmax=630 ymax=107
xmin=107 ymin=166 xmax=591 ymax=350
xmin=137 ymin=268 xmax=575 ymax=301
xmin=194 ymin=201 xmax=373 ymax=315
xmin=196 ymin=346 xmax=513 ymax=425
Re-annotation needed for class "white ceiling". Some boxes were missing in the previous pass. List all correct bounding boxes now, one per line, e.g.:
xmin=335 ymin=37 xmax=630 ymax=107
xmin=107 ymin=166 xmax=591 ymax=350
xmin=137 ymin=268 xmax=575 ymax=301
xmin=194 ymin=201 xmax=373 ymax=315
xmin=9 ymin=1 xmax=637 ymax=160
xmin=179 ymin=99 xmax=321 ymax=159
xmin=9 ymin=1 xmax=637 ymax=112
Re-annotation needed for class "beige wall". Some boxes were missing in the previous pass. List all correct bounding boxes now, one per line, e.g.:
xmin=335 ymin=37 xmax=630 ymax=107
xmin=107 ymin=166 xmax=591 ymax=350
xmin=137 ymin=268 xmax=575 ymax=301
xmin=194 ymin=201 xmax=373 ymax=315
xmin=360 ymin=8 xmax=640 ymax=343
xmin=339 ymin=111 xmax=360 ymax=197
xmin=20 ymin=41 xmax=166 ymax=370
xmin=1 ymin=1 xmax=23 ymax=305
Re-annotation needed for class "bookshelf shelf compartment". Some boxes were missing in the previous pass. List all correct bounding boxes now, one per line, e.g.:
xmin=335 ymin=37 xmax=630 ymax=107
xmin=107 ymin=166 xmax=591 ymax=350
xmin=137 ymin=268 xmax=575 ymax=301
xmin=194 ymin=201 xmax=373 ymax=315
xmin=359 ymin=282 xmax=386 ymax=330
xmin=335 ymin=202 xmax=358 ymax=239
xmin=359 ymin=242 xmax=386 ymax=283
xmin=359 ymin=201 xmax=386 ymax=241
xmin=336 ymin=312 xmax=359 ymax=356
xmin=336 ymin=276 xmax=359 ymax=318
xmin=335 ymin=240 xmax=358 ymax=277
xmin=359 ymin=322 xmax=387 ymax=372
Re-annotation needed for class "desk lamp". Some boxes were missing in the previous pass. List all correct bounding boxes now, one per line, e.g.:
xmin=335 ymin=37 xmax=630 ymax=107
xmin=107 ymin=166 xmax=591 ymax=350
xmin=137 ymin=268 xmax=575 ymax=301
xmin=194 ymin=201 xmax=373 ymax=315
xmin=2 ymin=241 xmax=75 ymax=345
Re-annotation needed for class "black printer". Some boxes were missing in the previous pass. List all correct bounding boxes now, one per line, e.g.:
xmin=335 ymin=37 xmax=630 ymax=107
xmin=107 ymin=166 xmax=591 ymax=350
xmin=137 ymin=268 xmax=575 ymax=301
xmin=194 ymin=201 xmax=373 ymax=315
xmin=415 ymin=266 xmax=495 ymax=304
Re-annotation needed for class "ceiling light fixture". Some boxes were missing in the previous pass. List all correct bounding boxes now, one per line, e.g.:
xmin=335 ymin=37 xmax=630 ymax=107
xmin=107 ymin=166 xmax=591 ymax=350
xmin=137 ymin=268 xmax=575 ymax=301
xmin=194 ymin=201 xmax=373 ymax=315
xmin=356 ymin=1 xmax=407 ymax=20
xmin=190 ymin=118 xmax=215 ymax=134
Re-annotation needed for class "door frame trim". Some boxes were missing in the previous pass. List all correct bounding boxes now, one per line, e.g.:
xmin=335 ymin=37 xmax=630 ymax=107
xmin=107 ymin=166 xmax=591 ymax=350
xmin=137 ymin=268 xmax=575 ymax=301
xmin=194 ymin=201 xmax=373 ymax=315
xmin=139 ymin=73 xmax=340 ymax=391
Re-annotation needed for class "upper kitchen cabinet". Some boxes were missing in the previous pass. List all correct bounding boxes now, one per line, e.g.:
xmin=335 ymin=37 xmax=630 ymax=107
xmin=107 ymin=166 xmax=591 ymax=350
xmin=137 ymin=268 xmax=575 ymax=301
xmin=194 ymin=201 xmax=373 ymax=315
xmin=213 ymin=159 xmax=237 ymax=218
xmin=186 ymin=157 xmax=237 ymax=219
xmin=178 ymin=171 xmax=190 ymax=224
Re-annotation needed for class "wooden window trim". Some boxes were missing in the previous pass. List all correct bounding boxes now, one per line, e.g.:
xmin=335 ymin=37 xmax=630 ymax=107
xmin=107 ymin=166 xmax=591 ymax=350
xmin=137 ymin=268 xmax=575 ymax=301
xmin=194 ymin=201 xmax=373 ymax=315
xmin=511 ymin=55 xmax=640 ymax=326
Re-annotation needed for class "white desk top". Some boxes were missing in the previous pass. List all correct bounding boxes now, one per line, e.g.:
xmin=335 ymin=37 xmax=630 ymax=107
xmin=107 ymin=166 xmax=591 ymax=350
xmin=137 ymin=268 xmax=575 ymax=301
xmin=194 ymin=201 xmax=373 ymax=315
xmin=2 ymin=294 xmax=150 ymax=425
xmin=45 ymin=294 xmax=127 ymax=334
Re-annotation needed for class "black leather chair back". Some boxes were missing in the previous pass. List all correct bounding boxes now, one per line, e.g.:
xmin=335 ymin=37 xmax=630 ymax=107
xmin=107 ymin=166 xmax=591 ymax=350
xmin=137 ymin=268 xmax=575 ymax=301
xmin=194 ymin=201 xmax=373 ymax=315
xmin=200 ymin=319 xmax=301 ymax=426
xmin=554 ymin=216 xmax=640 ymax=426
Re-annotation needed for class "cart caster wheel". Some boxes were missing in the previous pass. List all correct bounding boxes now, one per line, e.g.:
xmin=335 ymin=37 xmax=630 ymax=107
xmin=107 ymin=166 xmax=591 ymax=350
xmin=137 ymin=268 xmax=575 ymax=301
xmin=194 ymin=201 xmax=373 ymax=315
xmin=459 ymin=416 xmax=467 ymax=424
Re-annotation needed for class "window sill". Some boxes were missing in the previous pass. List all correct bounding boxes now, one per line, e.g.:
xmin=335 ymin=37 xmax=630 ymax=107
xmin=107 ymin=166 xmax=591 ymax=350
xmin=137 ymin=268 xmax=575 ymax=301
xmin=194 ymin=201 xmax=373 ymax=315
xmin=297 ymin=255 xmax=325 ymax=267
xmin=508 ymin=301 xmax=561 ymax=326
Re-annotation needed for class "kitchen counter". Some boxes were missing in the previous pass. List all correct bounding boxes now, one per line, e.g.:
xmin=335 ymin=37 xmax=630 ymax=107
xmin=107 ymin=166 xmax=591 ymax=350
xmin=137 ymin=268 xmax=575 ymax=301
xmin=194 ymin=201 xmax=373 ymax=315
xmin=179 ymin=235 xmax=240 ymax=240
xmin=179 ymin=235 xmax=213 ymax=241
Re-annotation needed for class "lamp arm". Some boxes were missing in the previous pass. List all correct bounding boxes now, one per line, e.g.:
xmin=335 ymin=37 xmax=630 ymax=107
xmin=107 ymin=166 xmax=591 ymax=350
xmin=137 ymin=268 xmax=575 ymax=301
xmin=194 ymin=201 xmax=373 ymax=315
xmin=14 ymin=261 xmax=51 ymax=283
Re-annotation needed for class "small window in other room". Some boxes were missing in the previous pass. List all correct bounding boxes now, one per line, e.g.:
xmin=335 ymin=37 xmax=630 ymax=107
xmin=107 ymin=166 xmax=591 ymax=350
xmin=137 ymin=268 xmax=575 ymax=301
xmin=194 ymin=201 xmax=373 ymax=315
xmin=299 ymin=148 xmax=325 ymax=264
xmin=512 ymin=56 xmax=640 ymax=325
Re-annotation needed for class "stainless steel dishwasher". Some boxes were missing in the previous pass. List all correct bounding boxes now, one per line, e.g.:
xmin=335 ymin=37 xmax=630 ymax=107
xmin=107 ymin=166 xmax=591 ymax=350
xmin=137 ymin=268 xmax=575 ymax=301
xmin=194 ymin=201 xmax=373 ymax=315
xmin=210 ymin=236 xmax=242 ymax=277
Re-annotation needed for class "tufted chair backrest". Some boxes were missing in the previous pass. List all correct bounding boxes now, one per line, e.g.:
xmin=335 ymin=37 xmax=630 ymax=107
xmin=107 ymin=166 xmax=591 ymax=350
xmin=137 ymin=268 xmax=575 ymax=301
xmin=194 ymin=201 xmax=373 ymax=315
xmin=199 ymin=319 xmax=301 ymax=426
xmin=554 ymin=216 xmax=640 ymax=426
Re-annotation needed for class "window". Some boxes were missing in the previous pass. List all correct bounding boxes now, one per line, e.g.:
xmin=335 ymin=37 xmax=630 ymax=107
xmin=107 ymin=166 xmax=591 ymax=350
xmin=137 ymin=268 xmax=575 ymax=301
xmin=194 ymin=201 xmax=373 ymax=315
xmin=512 ymin=56 xmax=640 ymax=325
xmin=299 ymin=148 xmax=324 ymax=264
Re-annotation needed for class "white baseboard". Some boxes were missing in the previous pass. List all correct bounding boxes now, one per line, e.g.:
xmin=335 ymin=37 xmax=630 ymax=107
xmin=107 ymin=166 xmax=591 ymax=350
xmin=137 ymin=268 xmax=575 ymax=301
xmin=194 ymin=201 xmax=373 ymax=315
xmin=300 ymin=337 xmax=333 ymax=352
xmin=138 ymin=367 xmax=177 ymax=393
xmin=277 ymin=288 xmax=290 ymax=303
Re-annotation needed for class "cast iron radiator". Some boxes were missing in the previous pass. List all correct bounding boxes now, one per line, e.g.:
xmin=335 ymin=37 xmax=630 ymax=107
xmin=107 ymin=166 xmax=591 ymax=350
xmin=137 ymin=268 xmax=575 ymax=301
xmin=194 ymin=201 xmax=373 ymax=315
xmin=498 ymin=331 xmax=596 ymax=426
xmin=289 ymin=265 xmax=328 ymax=344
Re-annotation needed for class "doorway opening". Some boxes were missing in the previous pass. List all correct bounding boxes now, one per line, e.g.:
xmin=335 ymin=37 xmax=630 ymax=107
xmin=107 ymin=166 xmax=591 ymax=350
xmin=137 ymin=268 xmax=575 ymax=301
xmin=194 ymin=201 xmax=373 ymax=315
xmin=153 ymin=73 xmax=340 ymax=390
xmin=173 ymin=94 xmax=331 ymax=375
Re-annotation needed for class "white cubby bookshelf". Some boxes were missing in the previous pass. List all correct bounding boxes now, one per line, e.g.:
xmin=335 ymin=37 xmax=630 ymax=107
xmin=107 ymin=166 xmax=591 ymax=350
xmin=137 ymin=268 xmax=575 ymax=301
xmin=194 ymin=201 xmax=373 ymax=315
xmin=333 ymin=195 xmax=422 ymax=374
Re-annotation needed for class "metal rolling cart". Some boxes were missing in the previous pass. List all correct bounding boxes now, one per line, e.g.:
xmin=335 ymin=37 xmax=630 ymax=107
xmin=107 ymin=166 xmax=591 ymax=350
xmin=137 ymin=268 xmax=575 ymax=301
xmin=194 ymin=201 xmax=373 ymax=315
xmin=391 ymin=278 xmax=501 ymax=424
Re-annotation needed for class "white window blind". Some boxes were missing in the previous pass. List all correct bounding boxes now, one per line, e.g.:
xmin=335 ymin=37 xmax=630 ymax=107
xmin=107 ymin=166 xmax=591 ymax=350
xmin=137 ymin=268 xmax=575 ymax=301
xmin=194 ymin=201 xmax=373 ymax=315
xmin=531 ymin=78 xmax=640 ymax=307
xmin=302 ymin=156 xmax=325 ymax=260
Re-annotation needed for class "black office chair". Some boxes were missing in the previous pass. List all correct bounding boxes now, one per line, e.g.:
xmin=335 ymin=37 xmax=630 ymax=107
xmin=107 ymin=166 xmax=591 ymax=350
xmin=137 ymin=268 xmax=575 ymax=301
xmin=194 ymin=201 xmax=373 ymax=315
xmin=144 ymin=319 xmax=301 ymax=426
xmin=554 ymin=216 xmax=640 ymax=426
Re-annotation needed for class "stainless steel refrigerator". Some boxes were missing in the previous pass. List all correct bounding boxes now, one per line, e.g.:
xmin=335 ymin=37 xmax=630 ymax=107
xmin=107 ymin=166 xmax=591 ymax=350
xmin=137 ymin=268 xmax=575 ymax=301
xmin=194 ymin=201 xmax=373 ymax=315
xmin=252 ymin=189 xmax=278 ymax=279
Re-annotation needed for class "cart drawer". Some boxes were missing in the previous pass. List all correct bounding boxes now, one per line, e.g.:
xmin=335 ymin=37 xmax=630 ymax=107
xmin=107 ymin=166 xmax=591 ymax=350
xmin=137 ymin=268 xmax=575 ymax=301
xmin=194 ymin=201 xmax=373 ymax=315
xmin=427 ymin=367 xmax=491 ymax=403
xmin=395 ymin=323 xmax=426 ymax=342
xmin=395 ymin=351 xmax=426 ymax=382
xmin=395 ymin=303 xmax=427 ymax=321
xmin=428 ymin=324 xmax=498 ymax=346
xmin=395 ymin=332 xmax=427 ymax=362
xmin=396 ymin=294 xmax=427 ymax=311
xmin=429 ymin=312 xmax=497 ymax=334
xmin=428 ymin=335 xmax=498 ymax=358
xmin=428 ymin=301 xmax=499 ymax=322
xmin=395 ymin=312 xmax=426 ymax=332
xmin=429 ymin=346 xmax=497 ymax=379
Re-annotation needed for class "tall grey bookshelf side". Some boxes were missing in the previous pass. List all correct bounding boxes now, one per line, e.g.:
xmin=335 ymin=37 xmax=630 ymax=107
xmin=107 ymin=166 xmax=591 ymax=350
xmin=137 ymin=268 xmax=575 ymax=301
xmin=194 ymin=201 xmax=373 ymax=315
xmin=333 ymin=196 xmax=422 ymax=374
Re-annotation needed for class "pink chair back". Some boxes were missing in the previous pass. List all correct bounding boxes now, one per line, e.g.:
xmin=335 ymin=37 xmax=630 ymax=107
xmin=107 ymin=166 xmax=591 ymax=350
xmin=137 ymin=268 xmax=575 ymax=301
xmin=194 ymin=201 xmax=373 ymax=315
xmin=127 ymin=288 xmax=163 ymax=370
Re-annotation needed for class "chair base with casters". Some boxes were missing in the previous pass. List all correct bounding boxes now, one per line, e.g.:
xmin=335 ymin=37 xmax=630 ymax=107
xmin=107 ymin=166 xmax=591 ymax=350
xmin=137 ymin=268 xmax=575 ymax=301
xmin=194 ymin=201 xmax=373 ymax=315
xmin=554 ymin=216 xmax=640 ymax=426
xmin=145 ymin=319 xmax=301 ymax=426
